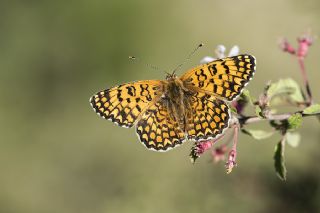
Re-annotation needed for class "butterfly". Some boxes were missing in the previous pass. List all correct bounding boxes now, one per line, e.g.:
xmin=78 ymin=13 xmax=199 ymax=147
xmin=90 ymin=54 xmax=256 ymax=152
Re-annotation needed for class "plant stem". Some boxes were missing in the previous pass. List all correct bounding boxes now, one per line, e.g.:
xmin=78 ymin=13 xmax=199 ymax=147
xmin=226 ymin=125 xmax=239 ymax=174
xmin=238 ymin=111 xmax=320 ymax=126
xmin=298 ymin=58 xmax=313 ymax=105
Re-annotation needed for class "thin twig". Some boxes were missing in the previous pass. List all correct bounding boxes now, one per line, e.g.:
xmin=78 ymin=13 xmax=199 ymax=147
xmin=238 ymin=111 xmax=320 ymax=126
xmin=298 ymin=58 xmax=313 ymax=105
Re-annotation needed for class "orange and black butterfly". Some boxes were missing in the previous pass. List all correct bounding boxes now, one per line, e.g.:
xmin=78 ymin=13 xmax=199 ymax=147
xmin=90 ymin=54 xmax=256 ymax=151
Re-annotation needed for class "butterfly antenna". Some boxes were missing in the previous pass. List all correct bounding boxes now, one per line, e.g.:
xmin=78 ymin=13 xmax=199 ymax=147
xmin=172 ymin=43 xmax=204 ymax=75
xmin=129 ymin=56 xmax=165 ymax=74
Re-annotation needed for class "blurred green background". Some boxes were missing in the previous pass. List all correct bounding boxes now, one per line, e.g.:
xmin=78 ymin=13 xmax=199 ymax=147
xmin=1 ymin=0 xmax=320 ymax=212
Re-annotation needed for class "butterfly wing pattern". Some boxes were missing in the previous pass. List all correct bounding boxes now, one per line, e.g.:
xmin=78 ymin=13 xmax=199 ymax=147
xmin=90 ymin=54 xmax=256 ymax=152
xmin=180 ymin=54 xmax=256 ymax=101
xmin=186 ymin=92 xmax=230 ymax=141
xmin=136 ymin=101 xmax=185 ymax=151
xmin=90 ymin=80 xmax=162 ymax=128
xmin=179 ymin=54 xmax=256 ymax=143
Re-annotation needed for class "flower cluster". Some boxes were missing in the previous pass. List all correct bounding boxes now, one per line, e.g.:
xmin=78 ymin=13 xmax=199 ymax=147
xmin=279 ymin=30 xmax=314 ymax=59
xmin=200 ymin=45 xmax=240 ymax=64
xmin=279 ymin=30 xmax=315 ymax=104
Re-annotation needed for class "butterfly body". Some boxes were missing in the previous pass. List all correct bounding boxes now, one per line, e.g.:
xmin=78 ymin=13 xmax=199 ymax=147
xmin=90 ymin=54 xmax=256 ymax=151
xmin=162 ymin=74 xmax=194 ymax=133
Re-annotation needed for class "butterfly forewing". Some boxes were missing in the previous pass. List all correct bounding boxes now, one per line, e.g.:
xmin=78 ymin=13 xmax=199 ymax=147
xmin=180 ymin=54 xmax=256 ymax=101
xmin=90 ymin=80 xmax=163 ymax=128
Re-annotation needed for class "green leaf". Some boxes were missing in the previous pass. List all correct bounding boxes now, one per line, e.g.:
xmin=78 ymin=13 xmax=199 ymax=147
xmin=267 ymin=78 xmax=304 ymax=104
xmin=274 ymin=139 xmax=287 ymax=181
xmin=255 ymin=106 xmax=264 ymax=118
xmin=285 ymin=132 xmax=300 ymax=148
xmin=230 ymin=106 xmax=238 ymax=114
xmin=303 ymin=104 xmax=320 ymax=115
xmin=288 ymin=113 xmax=302 ymax=130
xmin=242 ymin=129 xmax=274 ymax=140
xmin=241 ymin=89 xmax=254 ymax=105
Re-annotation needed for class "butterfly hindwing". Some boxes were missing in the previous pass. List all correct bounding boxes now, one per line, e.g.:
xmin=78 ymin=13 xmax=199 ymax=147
xmin=90 ymin=80 xmax=162 ymax=128
xmin=136 ymin=101 xmax=185 ymax=151
xmin=180 ymin=54 xmax=256 ymax=101
xmin=187 ymin=92 xmax=230 ymax=141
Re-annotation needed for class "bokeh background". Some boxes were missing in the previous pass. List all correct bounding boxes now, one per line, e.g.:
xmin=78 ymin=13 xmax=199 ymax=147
xmin=1 ymin=0 xmax=320 ymax=212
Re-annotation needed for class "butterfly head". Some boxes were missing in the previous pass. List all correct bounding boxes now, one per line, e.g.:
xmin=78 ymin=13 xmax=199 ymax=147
xmin=165 ymin=73 xmax=177 ymax=81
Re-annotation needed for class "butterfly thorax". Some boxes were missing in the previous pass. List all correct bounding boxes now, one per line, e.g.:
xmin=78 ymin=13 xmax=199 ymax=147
xmin=162 ymin=76 xmax=193 ymax=132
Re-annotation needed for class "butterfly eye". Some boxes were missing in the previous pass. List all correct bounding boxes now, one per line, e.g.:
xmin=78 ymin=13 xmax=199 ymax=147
xmin=161 ymin=94 xmax=169 ymax=101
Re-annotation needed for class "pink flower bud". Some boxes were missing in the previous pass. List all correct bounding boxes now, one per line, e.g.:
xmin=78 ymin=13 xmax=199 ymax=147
xmin=232 ymin=99 xmax=246 ymax=114
xmin=297 ymin=35 xmax=313 ymax=58
xmin=279 ymin=38 xmax=296 ymax=55
xmin=195 ymin=140 xmax=213 ymax=156
xmin=226 ymin=149 xmax=237 ymax=174
xmin=211 ymin=145 xmax=227 ymax=163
